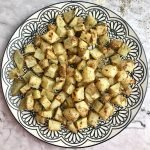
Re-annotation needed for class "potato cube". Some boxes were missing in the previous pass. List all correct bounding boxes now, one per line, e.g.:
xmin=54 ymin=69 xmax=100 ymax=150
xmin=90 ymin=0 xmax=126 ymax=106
xmin=50 ymin=99 xmax=61 ymax=110
xmin=25 ymin=56 xmax=37 ymax=68
xmin=58 ymin=64 xmax=66 ymax=77
xmin=76 ymin=117 xmax=88 ymax=130
xmin=120 ymin=60 xmax=135 ymax=72
xmin=85 ymin=15 xmax=97 ymax=28
xmin=56 ymin=15 xmax=66 ymax=27
xmin=25 ymin=89 xmax=33 ymax=97
xmin=25 ymin=43 xmax=35 ymax=53
xmin=116 ymin=70 xmax=128 ymax=82
xmin=29 ymin=76 xmax=41 ymax=89
xmin=63 ymin=108 xmax=79 ymax=122
xmin=80 ymin=31 xmax=91 ymax=43
xmin=95 ymin=70 xmax=104 ymax=79
xmin=82 ymin=66 xmax=95 ymax=83
xmin=108 ymin=78 xmax=116 ymax=86
xmin=64 ymin=83 xmax=75 ymax=95
xmin=69 ymin=17 xmax=78 ymax=27
xmin=23 ymin=71 xmax=35 ymax=83
xmin=125 ymin=61 xmax=135 ymax=72
xmin=34 ymin=36 xmax=42 ymax=47
xmin=110 ymin=54 xmax=121 ymax=65
xmin=56 ymin=26 xmax=67 ymax=38
xmin=53 ymin=77 xmax=65 ymax=92
xmin=68 ymin=55 xmax=81 ymax=64
xmin=110 ymin=39 xmax=123 ymax=50
xmin=66 ymin=67 xmax=75 ymax=77
xmin=74 ymin=23 xmax=85 ymax=32
xmin=118 ymin=43 xmax=130 ymax=56
xmin=35 ymin=114 xmax=46 ymax=124
xmin=111 ymin=95 xmax=127 ymax=107
xmin=9 ymin=68 xmax=24 ymax=79
xmin=45 ymin=64 xmax=58 ymax=78
xmin=121 ymin=75 xmax=135 ymax=85
xmin=26 ymin=94 xmax=34 ymax=110
xmin=20 ymin=84 xmax=30 ymax=94
xmin=74 ymin=69 xmax=82 ymax=82
xmin=41 ymin=89 xmax=54 ymax=101
xmin=64 ymin=36 xmax=78 ymax=49
xmin=85 ymin=93 xmax=94 ymax=104
xmin=67 ymin=122 xmax=77 ymax=133
xmin=90 ymin=48 xmax=103 ymax=59
xmin=40 ymin=41 xmax=52 ymax=53
xmin=33 ymin=90 xmax=41 ymax=99
xmin=42 ymin=30 xmax=59 ymax=44
xmin=34 ymin=48 xmax=45 ymax=60
xmin=19 ymin=99 xmax=26 ymax=110
xmin=39 ymin=59 xmax=49 ymax=69
xmin=85 ymin=83 xmax=100 ymax=100
xmin=100 ymin=47 xmax=115 ymax=57
xmin=33 ymin=101 xmax=42 ymax=112
xmin=92 ymin=100 xmax=103 ymax=113
xmin=102 ymin=65 xmax=118 ymax=78
xmin=11 ymin=79 xmax=25 ymax=96
xmin=48 ymin=119 xmax=61 ymax=131
xmin=87 ymin=59 xmax=98 ymax=70
xmin=99 ymin=103 xmax=114 ymax=120
xmin=48 ymin=24 xmax=57 ymax=31
xmin=39 ymin=110 xmax=53 ymax=118
xmin=41 ymin=76 xmax=55 ymax=90
xmin=75 ymin=101 xmax=89 ymax=117
xmin=58 ymin=53 xmax=68 ymax=64
xmin=72 ymin=87 xmax=84 ymax=102
xmin=99 ymin=34 xmax=109 ymax=46
xmin=40 ymin=96 xmax=51 ymax=110
xmin=101 ymin=93 xmax=112 ymax=103
xmin=67 ymin=29 xmax=75 ymax=37
xmin=32 ymin=64 xmax=43 ymax=74
xmin=55 ymin=92 xmax=67 ymax=103
xmin=66 ymin=96 xmax=74 ymax=108
xmin=96 ymin=78 xmax=110 ymax=92
xmin=14 ymin=50 xmax=24 ymax=71
xmin=46 ymin=49 xmax=57 ymax=60
xmin=54 ymin=107 xmax=63 ymax=122
xmin=63 ymin=10 xmax=75 ymax=23
xmin=122 ymin=85 xmax=132 ymax=96
xmin=96 ymin=24 xmax=107 ymax=36
xmin=78 ymin=40 xmax=88 ymax=49
xmin=88 ymin=111 xmax=99 ymax=127
xmin=53 ymin=43 xmax=65 ymax=56
xmin=90 ymin=29 xmax=98 ymax=45
xmin=109 ymin=83 xmax=121 ymax=97
xmin=77 ymin=60 xmax=86 ymax=71
xmin=82 ymin=50 xmax=90 ymax=60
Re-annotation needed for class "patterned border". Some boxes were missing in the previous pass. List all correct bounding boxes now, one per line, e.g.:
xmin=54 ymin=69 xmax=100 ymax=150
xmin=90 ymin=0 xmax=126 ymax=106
xmin=1 ymin=1 xmax=148 ymax=148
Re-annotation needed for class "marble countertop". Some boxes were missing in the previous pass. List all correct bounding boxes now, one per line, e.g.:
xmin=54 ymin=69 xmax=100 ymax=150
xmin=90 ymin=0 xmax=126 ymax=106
xmin=0 ymin=0 xmax=150 ymax=150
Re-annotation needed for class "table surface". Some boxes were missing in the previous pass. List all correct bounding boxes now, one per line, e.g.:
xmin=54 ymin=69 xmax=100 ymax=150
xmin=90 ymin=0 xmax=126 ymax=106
xmin=0 ymin=0 xmax=150 ymax=150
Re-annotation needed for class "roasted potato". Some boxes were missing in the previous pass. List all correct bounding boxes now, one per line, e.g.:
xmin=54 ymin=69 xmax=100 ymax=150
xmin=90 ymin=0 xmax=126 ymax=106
xmin=48 ymin=119 xmax=61 ymax=131
xmin=88 ymin=111 xmax=99 ymax=127
xmin=14 ymin=50 xmax=24 ymax=71
xmin=63 ymin=108 xmax=79 ymax=122
xmin=99 ymin=103 xmax=114 ymax=120
xmin=75 ymin=101 xmax=89 ymax=117
xmin=9 ymin=9 xmax=135 ymax=133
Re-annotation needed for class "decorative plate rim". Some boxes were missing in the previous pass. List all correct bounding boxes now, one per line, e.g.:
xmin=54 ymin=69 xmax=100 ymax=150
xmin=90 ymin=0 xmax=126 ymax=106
xmin=1 ymin=1 xmax=148 ymax=148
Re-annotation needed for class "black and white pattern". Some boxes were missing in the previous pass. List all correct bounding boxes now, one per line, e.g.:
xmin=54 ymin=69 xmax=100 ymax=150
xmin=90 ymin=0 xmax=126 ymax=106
xmin=1 ymin=1 xmax=148 ymax=148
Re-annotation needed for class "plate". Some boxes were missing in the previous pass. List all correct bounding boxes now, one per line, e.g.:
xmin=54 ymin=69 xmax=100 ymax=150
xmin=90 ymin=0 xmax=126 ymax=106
xmin=1 ymin=1 xmax=148 ymax=148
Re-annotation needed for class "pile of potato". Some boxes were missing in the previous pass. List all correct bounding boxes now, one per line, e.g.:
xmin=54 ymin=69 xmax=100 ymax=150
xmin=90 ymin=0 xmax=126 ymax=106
xmin=9 ymin=10 xmax=135 ymax=133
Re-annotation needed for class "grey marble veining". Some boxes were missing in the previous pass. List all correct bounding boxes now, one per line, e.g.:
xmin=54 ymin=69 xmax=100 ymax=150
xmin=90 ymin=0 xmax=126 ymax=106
xmin=0 ymin=0 xmax=150 ymax=150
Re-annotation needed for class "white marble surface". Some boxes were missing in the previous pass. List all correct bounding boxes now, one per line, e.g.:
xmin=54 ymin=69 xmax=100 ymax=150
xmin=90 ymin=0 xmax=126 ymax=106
xmin=0 ymin=0 xmax=150 ymax=150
